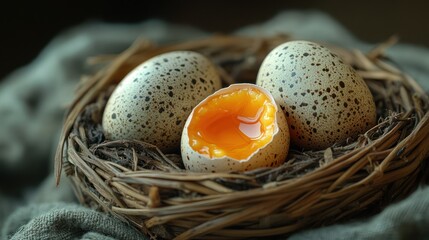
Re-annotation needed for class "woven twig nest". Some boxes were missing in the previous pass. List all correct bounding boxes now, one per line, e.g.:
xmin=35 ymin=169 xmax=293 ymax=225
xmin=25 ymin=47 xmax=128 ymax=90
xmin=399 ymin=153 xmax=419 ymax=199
xmin=55 ymin=35 xmax=429 ymax=239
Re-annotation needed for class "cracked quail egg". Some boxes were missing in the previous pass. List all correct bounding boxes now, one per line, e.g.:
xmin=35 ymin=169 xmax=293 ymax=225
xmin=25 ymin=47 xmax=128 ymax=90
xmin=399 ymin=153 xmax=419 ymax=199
xmin=181 ymin=84 xmax=290 ymax=173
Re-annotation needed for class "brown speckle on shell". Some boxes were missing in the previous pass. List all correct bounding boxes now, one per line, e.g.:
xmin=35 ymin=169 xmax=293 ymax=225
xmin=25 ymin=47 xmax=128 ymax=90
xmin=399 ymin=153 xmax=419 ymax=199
xmin=256 ymin=40 xmax=376 ymax=150
xmin=102 ymin=51 xmax=222 ymax=153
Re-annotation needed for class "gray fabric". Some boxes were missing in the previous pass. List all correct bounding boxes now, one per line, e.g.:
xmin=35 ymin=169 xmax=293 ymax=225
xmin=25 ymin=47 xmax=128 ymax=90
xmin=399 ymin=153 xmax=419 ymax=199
xmin=2 ymin=203 xmax=142 ymax=240
xmin=1 ymin=10 xmax=429 ymax=239
xmin=290 ymin=187 xmax=429 ymax=240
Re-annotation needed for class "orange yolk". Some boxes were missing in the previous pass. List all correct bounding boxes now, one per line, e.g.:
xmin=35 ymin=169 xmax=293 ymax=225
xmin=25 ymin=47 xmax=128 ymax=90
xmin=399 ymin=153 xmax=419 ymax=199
xmin=187 ymin=87 xmax=276 ymax=160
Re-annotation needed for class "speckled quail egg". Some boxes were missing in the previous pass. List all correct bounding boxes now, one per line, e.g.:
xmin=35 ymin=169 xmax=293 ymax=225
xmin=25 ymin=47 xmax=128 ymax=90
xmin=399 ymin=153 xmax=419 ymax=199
xmin=256 ymin=40 xmax=376 ymax=150
xmin=181 ymin=84 xmax=290 ymax=173
xmin=102 ymin=51 xmax=222 ymax=152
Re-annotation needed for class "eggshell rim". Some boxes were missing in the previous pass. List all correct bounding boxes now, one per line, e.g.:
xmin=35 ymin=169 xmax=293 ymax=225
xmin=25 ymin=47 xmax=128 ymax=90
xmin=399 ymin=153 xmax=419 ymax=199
xmin=182 ymin=83 xmax=283 ymax=162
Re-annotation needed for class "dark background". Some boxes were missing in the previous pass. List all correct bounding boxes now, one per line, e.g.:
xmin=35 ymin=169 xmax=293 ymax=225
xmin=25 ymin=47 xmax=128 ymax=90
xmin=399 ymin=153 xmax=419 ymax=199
xmin=0 ymin=0 xmax=428 ymax=80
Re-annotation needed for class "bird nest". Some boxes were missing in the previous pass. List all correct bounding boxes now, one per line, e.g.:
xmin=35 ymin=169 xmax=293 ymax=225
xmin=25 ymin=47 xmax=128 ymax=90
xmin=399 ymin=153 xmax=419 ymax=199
xmin=55 ymin=35 xmax=429 ymax=239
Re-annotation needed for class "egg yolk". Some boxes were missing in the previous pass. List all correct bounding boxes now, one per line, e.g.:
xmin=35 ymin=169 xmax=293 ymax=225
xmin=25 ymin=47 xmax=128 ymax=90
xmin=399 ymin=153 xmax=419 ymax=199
xmin=187 ymin=87 xmax=276 ymax=160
